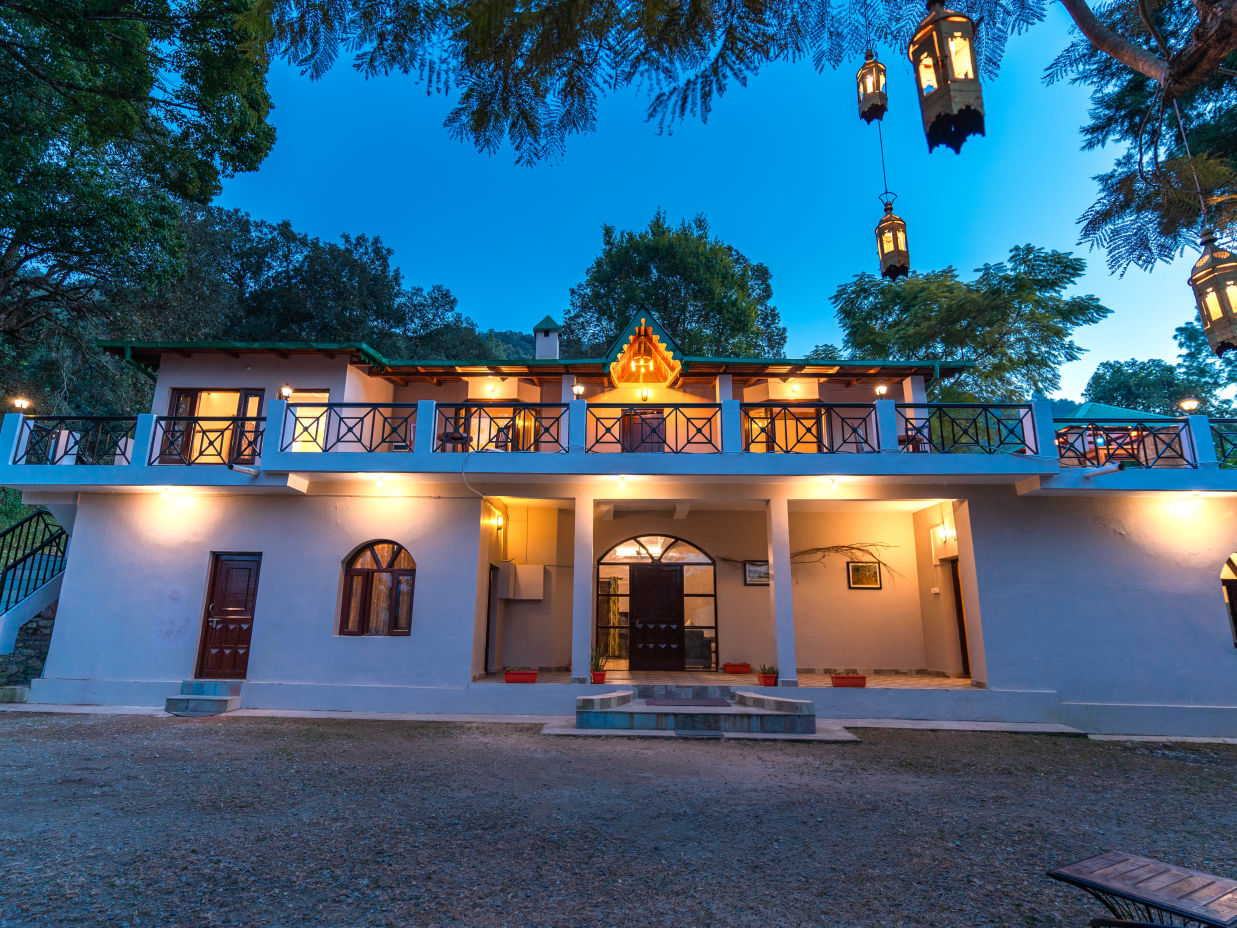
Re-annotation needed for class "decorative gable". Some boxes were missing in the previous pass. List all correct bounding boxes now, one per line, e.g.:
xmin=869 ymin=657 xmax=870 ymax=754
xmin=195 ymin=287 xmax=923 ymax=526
xmin=607 ymin=316 xmax=683 ymax=389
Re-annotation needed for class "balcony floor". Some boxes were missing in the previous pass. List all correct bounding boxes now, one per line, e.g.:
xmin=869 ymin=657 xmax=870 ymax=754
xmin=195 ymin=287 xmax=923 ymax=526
xmin=479 ymin=670 xmax=974 ymax=689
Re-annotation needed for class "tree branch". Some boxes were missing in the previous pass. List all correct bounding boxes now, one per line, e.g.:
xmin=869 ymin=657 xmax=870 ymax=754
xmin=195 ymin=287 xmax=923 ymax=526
xmin=1057 ymin=0 xmax=1168 ymax=83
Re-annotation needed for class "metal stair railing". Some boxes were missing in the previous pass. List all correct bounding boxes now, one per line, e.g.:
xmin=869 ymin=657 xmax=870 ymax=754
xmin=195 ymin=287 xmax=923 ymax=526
xmin=0 ymin=511 xmax=68 ymax=612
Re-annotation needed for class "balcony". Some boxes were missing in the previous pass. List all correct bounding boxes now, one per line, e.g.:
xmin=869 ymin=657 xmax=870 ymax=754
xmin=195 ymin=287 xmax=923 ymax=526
xmin=3 ymin=400 xmax=1235 ymax=490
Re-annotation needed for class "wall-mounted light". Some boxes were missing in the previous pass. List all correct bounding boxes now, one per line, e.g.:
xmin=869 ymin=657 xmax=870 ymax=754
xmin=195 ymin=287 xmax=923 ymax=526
xmin=491 ymin=513 xmax=505 ymax=529
xmin=1179 ymin=397 xmax=1200 ymax=413
xmin=374 ymin=474 xmax=385 ymax=487
xmin=790 ymin=382 xmax=800 ymax=394
xmin=487 ymin=380 xmax=498 ymax=395
xmin=12 ymin=397 xmax=31 ymax=411
xmin=618 ymin=474 xmax=628 ymax=485
xmin=875 ymin=384 xmax=889 ymax=397
xmin=572 ymin=382 xmax=585 ymax=398
xmin=279 ymin=384 xmax=293 ymax=400
xmin=160 ymin=487 xmax=171 ymax=499
xmin=638 ymin=388 xmax=651 ymax=402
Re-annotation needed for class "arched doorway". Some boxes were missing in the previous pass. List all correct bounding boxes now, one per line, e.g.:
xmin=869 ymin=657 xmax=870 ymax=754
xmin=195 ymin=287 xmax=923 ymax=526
xmin=596 ymin=535 xmax=717 ymax=672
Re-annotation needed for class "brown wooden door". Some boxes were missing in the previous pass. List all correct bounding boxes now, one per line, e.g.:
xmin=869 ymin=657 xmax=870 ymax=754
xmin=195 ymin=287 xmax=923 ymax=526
xmin=621 ymin=409 xmax=666 ymax=452
xmin=629 ymin=564 xmax=684 ymax=671
xmin=159 ymin=389 xmax=199 ymax=463
xmin=196 ymin=553 xmax=262 ymax=679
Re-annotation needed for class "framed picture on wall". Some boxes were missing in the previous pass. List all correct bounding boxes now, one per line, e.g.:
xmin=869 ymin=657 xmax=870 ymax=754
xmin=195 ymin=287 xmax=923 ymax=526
xmin=847 ymin=561 xmax=882 ymax=590
xmin=743 ymin=561 xmax=771 ymax=586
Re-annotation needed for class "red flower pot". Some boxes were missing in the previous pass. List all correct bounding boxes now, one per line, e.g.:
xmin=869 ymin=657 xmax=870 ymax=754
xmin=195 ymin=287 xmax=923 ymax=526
xmin=830 ymin=674 xmax=867 ymax=688
xmin=757 ymin=673 xmax=778 ymax=687
xmin=590 ymin=671 xmax=606 ymax=684
xmin=504 ymin=670 xmax=538 ymax=683
xmin=723 ymin=663 xmax=752 ymax=674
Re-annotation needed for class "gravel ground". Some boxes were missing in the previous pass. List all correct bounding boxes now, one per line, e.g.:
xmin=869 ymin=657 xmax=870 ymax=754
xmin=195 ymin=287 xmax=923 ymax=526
xmin=0 ymin=715 xmax=1234 ymax=928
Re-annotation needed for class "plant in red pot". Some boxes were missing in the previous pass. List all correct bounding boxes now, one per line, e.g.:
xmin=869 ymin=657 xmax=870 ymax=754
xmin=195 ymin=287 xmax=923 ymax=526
xmin=722 ymin=662 xmax=751 ymax=674
xmin=830 ymin=673 xmax=867 ymax=687
xmin=504 ymin=667 xmax=538 ymax=683
xmin=757 ymin=664 xmax=779 ymax=687
xmin=589 ymin=646 xmax=608 ymax=684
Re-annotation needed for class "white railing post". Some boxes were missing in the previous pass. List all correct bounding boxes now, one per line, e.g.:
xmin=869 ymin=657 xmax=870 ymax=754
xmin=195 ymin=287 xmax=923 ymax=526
xmin=265 ymin=399 xmax=288 ymax=457
xmin=874 ymin=399 xmax=900 ymax=452
xmin=1188 ymin=415 xmax=1219 ymax=468
xmin=721 ymin=400 xmax=742 ymax=453
xmin=568 ymin=399 xmax=587 ymax=453
xmin=1029 ymin=398 xmax=1059 ymax=460
xmin=0 ymin=413 xmax=24 ymax=465
xmin=130 ymin=414 xmax=157 ymax=469
xmin=414 ymin=400 xmax=437 ymax=454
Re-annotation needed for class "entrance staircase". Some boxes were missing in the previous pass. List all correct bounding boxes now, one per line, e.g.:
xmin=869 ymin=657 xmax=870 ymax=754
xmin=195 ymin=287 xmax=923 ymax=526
xmin=165 ymin=680 xmax=242 ymax=717
xmin=564 ymin=685 xmax=855 ymax=741
xmin=0 ymin=511 xmax=67 ymax=654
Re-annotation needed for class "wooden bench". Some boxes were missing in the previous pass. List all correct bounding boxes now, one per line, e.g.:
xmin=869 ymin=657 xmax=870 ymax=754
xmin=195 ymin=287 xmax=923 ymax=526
xmin=1049 ymin=851 xmax=1237 ymax=927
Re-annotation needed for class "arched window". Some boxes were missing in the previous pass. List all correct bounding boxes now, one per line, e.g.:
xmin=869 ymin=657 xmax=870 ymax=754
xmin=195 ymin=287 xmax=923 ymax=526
xmin=1222 ymin=557 xmax=1237 ymax=647
xmin=340 ymin=541 xmax=415 ymax=636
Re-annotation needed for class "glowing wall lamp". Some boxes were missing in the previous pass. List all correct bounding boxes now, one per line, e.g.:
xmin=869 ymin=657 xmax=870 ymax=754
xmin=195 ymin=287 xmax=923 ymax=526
xmin=875 ymin=384 xmax=889 ymax=397
xmin=572 ymin=382 xmax=585 ymax=398
xmin=12 ymin=397 xmax=31 ymax=411
xmin=1179 ymin=397 xmax=1200 ymax=413
xmin=278 ymin=384 xmax=293 ymax=400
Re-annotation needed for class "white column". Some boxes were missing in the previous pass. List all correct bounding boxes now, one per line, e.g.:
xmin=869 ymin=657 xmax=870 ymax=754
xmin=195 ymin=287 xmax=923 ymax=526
xmin=413 ymin=399 xmax=437 ymax=454
xmin=1029 ymin=397 xmax=1059 ymax=460
xmin=766 ymin=497 xmax=798 ymax=687
xmin=569 ymin=493 xmax=595 ymax=682
xmin=567 ymin=399 xmax=587 ymax=453
xmin=561 ymin=375 xmax=577 ymax=404
xmin=720 ymin=399 xmax=742 ymax=454
xmin=129 ymin=414 xmax=157 ymax=470
xmin=714 ymin=373 xmax=733 ymax=402
xmin=1188 ymin=414 xmax=1219 ymax=468
xmin=901 ymin=375 xmax=927 ymax=404
xmin=0 ymin=413 xmax=24 ymax=465
xmin=874 ymin=398 xmax=900 ymax=453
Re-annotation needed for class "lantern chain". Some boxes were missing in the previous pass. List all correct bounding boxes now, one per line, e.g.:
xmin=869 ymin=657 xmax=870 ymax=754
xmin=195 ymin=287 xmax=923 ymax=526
xmin=1170 ymin=98 xmax=1209 ymax=230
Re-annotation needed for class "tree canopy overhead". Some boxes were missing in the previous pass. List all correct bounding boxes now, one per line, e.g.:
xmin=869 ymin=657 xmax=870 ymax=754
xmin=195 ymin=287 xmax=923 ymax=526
xmin=822 ymin=245 xmax=1111 ymax=400
xmin=561 ymin=211 xmax=787 ymax=358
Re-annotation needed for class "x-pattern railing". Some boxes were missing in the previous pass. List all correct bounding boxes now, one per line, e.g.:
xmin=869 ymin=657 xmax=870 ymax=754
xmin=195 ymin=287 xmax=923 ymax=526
xmin=742 ymin=404 xmax=877 ymax=453
xmin=283 ymin=404 xmax=417 ymax=453
xmin=14 ymin=417 xmax=138 ymax=465
xmin=435 ymin=403 xmax=567 ymax=452
xmin=898 ymin=404 xmax=1033 ymax=454
xmin=1054 ymin=419 xmax=1196 ymax=469
xmin=1211 ymin=419 xmax=1237 ymax=468
xmin=587 ymin=404 xmax=721 ymax=453
xmin=151 ymin=416 xmax=264 ymax=465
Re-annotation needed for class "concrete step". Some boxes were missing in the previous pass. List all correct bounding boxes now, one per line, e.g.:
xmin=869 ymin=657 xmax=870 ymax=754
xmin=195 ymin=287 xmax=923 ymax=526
xmin=180 ymin=679 xmax=244 ymax=697
xmin=576 ymin=698 xmax=816 ymax=734
xmin=165 ymin=694 xmax=240 ymax=717
xmin=0 ymin=685 xmax=29 ymax=704
xmin=631 ymin=684 xmax=736 ymax=700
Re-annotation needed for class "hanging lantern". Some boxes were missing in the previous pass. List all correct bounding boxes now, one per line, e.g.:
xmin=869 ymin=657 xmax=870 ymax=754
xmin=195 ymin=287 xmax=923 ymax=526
xmin=856 ymin=50 xmax=887 ymax=124
xmin=1190 ymin=229 xmax=1237 ymax=356
xmin=876 ymin=200 xmax=909 ymax=279
xmin=908 ymin=0 xmax=984 ymax=153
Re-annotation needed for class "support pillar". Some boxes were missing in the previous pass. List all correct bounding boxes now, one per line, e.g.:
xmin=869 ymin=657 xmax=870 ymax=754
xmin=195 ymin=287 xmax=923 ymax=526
xmin=569 ymin=493 xmax=595 ymax=683
xmin=766 ymin=496 xmax=798 ymax=686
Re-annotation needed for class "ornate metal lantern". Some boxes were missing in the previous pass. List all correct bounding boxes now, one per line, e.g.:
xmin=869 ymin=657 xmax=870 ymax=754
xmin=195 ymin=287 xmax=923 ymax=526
xmin=908 ymin=0 xmax=984 ymax=153
xmin=876 ymin=200 xmax=909 ymax=279
xmin=856 ymin=50 xmax=887 ymax=124
xmin=1190 ymin=229 xmax=1237 ymax=355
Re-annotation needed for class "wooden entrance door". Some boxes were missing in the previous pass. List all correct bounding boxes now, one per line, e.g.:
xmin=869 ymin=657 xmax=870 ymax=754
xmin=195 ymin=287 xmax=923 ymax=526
xmin=629 ymin=564 xmax=684 ymax=671
xmin=196 ymin=553 xmax=262 ymax=679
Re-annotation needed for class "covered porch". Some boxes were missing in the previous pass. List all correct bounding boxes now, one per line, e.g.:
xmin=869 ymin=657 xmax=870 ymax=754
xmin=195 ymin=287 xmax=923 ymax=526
xmin=477 ymin=669 xmax=975 ymax=688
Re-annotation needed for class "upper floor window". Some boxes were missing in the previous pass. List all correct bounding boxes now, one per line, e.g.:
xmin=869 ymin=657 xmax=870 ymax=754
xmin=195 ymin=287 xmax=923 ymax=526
xmin=340 ymin=541 xmax=415 ymax=636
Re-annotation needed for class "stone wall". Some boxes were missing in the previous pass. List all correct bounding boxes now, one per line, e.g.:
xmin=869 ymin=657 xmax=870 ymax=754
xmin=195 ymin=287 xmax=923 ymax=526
xmin=0 ymin=603 xmax=55 ymax=686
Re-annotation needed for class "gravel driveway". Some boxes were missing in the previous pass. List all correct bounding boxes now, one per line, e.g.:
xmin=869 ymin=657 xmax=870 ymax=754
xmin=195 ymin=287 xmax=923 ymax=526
xmin=0 ymin=714 xmax=1233 ymax=928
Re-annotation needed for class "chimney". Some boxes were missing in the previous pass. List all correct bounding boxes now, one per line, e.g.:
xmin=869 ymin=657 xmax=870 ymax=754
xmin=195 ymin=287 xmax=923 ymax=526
xmin=533 ymin=315 xmax=561 ymax=360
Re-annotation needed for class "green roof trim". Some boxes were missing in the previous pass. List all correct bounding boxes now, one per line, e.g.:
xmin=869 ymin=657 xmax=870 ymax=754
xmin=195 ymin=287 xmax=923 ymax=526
xmin=602 ymin=312 xmax=683 ymax=361
xmin=98 ymin=340 xmax=395 ymax=371
xmin=1063 ymin=402 xmax=1171 ymax=420
xmin=533 ymin=315 xmax=561 ymax=332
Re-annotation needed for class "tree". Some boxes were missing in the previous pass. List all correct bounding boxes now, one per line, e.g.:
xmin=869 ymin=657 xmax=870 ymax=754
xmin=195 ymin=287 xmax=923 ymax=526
xmin=561 ymin=211 xmax=787 ymax=358
xmin=821 ymin=245 xmax=1111 ymax=400
xmin=1046 ymin=1 xmax=1237 ymax=273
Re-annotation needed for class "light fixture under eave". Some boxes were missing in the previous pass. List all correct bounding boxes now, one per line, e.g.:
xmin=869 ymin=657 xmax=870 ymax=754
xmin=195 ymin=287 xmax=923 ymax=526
xmin=12 ymin=397 xmax=30 ymax=411
xmin=856 ymin=49 xmax=887 ymax=124
xmin=572 ymin=382 xmax=586 ymax=398
xmin=638 ymin=388 xmax=651 ymax=402
xmin=1189 ymin=229 xmax=1237 ymax=356
xmin=909 ymin=0 xmax=985 ymax=154
xmin=876 ymin=199 xmax=909 ymax=280
xmin=278 ymin=383 xmax=293 ymax=400
xmin=1179 ymin=397 xmax=1201 ymax=413
xmin=875 ymin=384 xmax=889 ymax=397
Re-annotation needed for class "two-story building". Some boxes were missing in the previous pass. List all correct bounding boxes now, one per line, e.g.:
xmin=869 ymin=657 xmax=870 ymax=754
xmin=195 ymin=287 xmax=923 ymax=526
xmin=2 ymin=314 xmax=1235 ymax=735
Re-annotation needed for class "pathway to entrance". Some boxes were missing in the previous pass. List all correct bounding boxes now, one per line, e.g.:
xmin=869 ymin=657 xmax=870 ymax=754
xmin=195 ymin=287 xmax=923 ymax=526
xmin=479 ymin=670 xmax=974 ymax=688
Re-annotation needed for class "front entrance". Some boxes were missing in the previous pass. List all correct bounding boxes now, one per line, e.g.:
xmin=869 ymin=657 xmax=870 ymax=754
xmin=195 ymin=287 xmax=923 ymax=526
xmin=196 ymin=553 xmax=262 ymax=679
xmin=629 ymin=564 xmax=685 ymax=671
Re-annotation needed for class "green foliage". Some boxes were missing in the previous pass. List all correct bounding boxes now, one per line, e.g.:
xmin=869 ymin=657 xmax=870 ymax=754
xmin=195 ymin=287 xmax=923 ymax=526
xmin=562 ymin=211 xmax=786 ymax=358
xmin=254 ymin=0 xmax=1043 ymax=165
xmin=1045 ymin=1 xmax=1237 ymax=273
xmin=1083 ymin=318 xmax=1237 ymax=416
xmin=823 ymin=246 xmax=1111 ymax=401
xmin=589 ymin=646 xmax=608 ymax=672
xmin=0 ymin=488 xmax=31 ymax=532
xmin=758 ymin=664 xmax=778 ymax=676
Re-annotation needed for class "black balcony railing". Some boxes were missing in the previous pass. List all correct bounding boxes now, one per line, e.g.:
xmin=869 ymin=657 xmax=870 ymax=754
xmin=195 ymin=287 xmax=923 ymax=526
xmin=1054 ymin=419 xmax=1195 ymax=469
xmin=1211 ymin=420 xmax=1237 ymax=468
xmin=587 ymin=404 xmax=720 ymax=453
xmin=151 ymin=416 xmax=264 ymax=465
xmin=0 ymin=510 xmax=67 ymax=611
xmin=435 ymin=403 xmax=567 ymax=452
xmin=741 ymin=403 xmax=877 ymax=453
xmin=897 ymin=404 xmax=1033 ymax=454
xmin=283 ymin=403 xmax=418 ymax=453
xmin=13 ymin=417 xmax=138 ymax=465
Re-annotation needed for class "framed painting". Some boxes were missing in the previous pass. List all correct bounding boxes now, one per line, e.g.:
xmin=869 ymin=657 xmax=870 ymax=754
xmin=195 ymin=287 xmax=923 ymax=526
xmin=846 ymin=561 xmax=882 ymax=590
xmin=743 ymin=561 xmax=771 ymax=586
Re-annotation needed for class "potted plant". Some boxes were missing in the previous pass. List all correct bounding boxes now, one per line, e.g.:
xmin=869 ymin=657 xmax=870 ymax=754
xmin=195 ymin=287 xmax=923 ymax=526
xmin=503 ymin=667 xmax=538 ymax=683
xmin=757 ymin=664 xmax=778 ymax=686
xmin=722 ymin=662 xmax=751 ymax=674
xmin=589 ymin=647 xmax=608 ymax=684
xmin=830 ymin=673 xmax=867 ymax=687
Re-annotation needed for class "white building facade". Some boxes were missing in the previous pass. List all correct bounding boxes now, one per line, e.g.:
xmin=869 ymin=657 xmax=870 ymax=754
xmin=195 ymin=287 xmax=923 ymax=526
xmin=2 ymin=316 xmax=1235 ymax=735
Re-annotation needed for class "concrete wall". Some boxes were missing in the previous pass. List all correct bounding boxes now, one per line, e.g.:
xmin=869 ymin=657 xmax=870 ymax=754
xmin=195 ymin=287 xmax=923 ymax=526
xmin=38 ymin=491 xmax=486 ymax=702
xmin=494 ymin=505 xmax=574 ymax=671
xmin=912 ymin=505 xmax=967 ymax=676
xmin=151 ymin=355 xmax=354 ymax=416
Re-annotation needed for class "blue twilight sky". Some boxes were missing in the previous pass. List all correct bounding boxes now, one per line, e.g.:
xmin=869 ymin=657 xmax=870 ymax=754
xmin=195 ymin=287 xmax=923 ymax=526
xmin=217 ymin=4 xmax=1197 ymax=400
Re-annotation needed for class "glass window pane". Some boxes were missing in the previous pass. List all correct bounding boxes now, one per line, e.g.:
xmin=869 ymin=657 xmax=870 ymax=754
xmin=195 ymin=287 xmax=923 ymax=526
xmin=596 ymin=593 xmax=629 ymax=627
xmin=368 ymin=573 xmax=393 ymax=635
xmin=683 ymin=565 xmax=713 ymax=594
xmin=661 ymin=541 xmax=710 ymax=564
xmin=598 ymin=564 xmax=629 ymax=593
xmin=392 ymin=574 xmax=414 ymax=631
xmin=353 ymin=548 xmax=380 ymax=569
xmin=918 ymin=55 xmax=937 ymax=93
xmin=684 ymin=628 xmax=716 ymax=670
xmin=684 ymin=597 xmax=715 ymax=627
xmin=390 ymin=547 xmax=414 ymax=570
xmin=604 ymin=540 xmax=652 ymax=562
xmin=371 ymin=543 xmax=396 ymax=566
xmin=344 ymin=576 xmax=365 ymax=633
xmin=948 ymin=33 xmax=973 ymax=79
xmin=639 ymin=536 xmax=675 ymax=560
xmin=597 ymin=627 xmax=629 ymax=669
